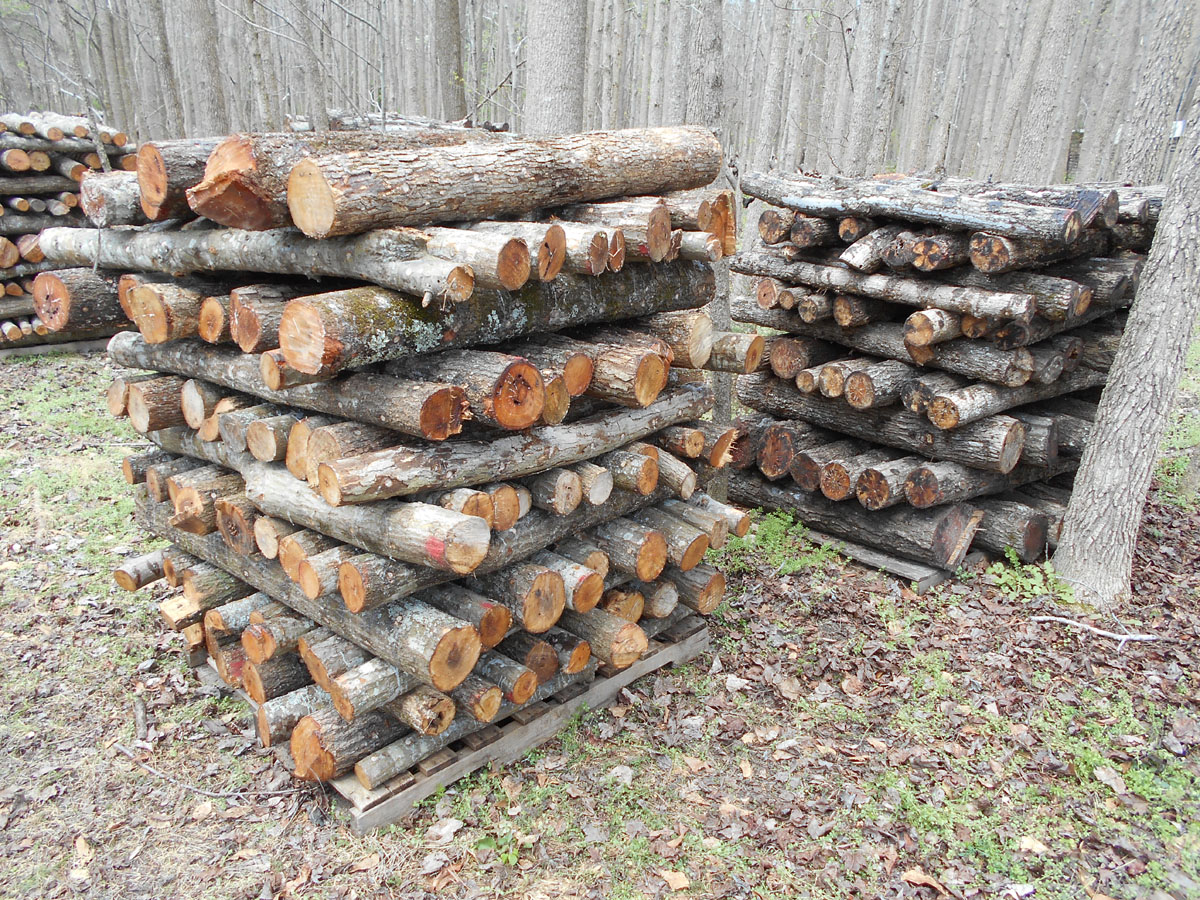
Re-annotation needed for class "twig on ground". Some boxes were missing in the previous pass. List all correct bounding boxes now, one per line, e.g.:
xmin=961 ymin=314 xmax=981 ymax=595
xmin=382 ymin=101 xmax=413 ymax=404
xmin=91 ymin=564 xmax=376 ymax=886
xmin=1031 ymin=615 xmax=1160 ymax=649
xmin=113 ymin=743 xmax=305 ymax=799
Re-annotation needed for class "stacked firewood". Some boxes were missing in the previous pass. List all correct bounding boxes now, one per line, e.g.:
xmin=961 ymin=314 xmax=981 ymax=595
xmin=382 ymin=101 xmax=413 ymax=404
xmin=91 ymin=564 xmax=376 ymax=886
xmin=0 ymin=111 xmax=136 ymax=349
xmin=66 ymin=123 xmax=747 ymax=788
xmin=726 ymin=172 xmax=1157 ymax=570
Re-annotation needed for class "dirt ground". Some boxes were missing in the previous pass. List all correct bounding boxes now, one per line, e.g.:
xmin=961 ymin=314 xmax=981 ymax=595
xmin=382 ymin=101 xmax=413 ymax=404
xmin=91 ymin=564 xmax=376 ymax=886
xmin=0 ymin=350 xmax=1198 ymax=900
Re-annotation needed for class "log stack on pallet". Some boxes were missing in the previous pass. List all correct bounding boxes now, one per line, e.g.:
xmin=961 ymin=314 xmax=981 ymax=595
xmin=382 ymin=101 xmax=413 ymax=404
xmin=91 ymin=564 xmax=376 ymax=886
xmin=0 ymin=110 xmax=137 ymax=351
xmin=727 ymin=172 xmax=1155 ymax=575
xmin=66 ymin=124 xmax=747 ymax=810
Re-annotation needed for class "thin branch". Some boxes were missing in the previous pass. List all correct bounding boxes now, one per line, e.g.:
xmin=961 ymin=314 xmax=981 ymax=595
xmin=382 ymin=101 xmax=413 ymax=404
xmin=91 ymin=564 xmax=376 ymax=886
xmin=1031 ymin=615 xmax=1161 ymax=647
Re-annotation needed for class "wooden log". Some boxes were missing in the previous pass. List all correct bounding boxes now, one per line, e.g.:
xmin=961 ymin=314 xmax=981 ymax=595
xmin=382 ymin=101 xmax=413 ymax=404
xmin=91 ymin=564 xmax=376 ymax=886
xmin=738 ymin=373 xmax=1027 ymax=473
xmin=164 ymin=563 xmax=253 ymax=628
xmin=838 ymin=216 xmax=880 ymax=242
xmin=817 ymin=357 xmax=870 ymax=398
xmin=590 ymin=517 xmax=667 ymax=582
xmin=0 ymin=175 xmax=79 ymax=196
xmin=788 ymin=214 xmax=840 ymax=249
xmin=160 ymin=548 xmax=200 ymax=587
xmin=277 ymin=530 xmax=340 ymax=581
xmin=629 ymin=507 xmax=709 ymax=570
xmin=790 ymin=438 xmax=874 ymax=491
xmin=1007 ymin=412 xmax=1059 ymax=468
xmin=899 ymin=372 xmax=969 ymax=415
xmin=385 ymin=350 xmax=544 ymax=430
xmin=473 ymin=652 xmax=538 ymax=704
xmin=113 ymin=549 xmax=166 ymax=591
xmin=257 ymin=684 xmax=328 ymax=748
xmin=314 ymin=383 xmax=712 ymax=505
xmin=416 ymin=584 xmax=512 ymax=649
xmin=655 ymin=424 xmax=706 ymax=460
xmin=259 ymin=349 xmax=326 ymax=390
xmin=556 ymin=607 xmax=647 ymax=668
xmin=854 ymin=455 xmax=925 ymax=510
xmin=230 ymin=284 xmax=309 ymax=354
xmin=904 ymin=309 xmax=963 ymax=347
xmin=327 ymin=657 xmax=419 ymax=721
xmin=633 ymin=445 xmax=695 ymax=499
xmin=688 ymin=494 xmax=750 ymax=539
xmin=276 ymin=261 xmax=711 ymax=378
xmin=741 ymin=172 xmax=1082 ymax=242
xmin=127 ymin=375 xmax=187 ymax=433
xmin=732 ymin=250 xmax=1036 ymax=320
xmin=1044 ymin=256 xmax=1141 ymax=303
xmin=292 ymin=705 xmax=409 ymax=781
xmin=450 ymin=674 xmax=504 ymax=723
xmin=758 ymin=207 xmax=795 ymax=244
xmin=298 ymin=545 xmax=360 ymax=601
xmin=79 ymin=170 xmax=147 ymax=227
xmin=518 ymin=468 xmax=582 ymax=516
xmin=912 ymin=233 xmax=971 ymax=271
xmin=839 ymin=224 xmax=907 ymax=272
xmin=832 ymin=295 xmax=895 ymax=328
xmin=218 ymin=403 xmax=283 ymax=454
xmin=31 ymin=268 xmax=125 ymax=332
xmin=844 ymin=359 xmax=921 ymax=409
xmin=466 ymin=222 xmax=567 ymax=282
xmin=215 ymin=495 xmax=259 ymax=555
xmin=819 ymin=449 xmax=906 ymax=502
xmin=106 ymin=333 xmax=471 ymax=441
xmin=301 ymin=632 xmax=370 ymax=692
xmin=244 ymin=654 xmax=311 ymax=704
xmin=596 ymin=449 xmax=658 ymax=496
xmin=137 ymin=138 xmax=223 ymax=220
xmin=731 ymin=471 xmax=983 ymax=569
xmin=925 ymin=365 xmax=1106 ymax=429
xmin=121 ymin=448 xmax=173 ymax=485
xmin=660 ymin=562 xmax=722 ymax=614
xmin=138 ymin=491 xmax=483 ymax=691
xmin=903 ymin=459 xmax=1074 ymax=508
xmin=205 ymin=592 xmax=276 ymax=638
xmin=637 ymin=309 xmax=714 ymax=369
xmin=419 ymin=488 xmax=496 ymax=528
xmin=726 ymin=413 xmax=778 ymax=469
xmin=968 ymin=229 xmax=1110 ymax=274
xmin=303 ymin=421 xmax=395 ymax=485
xmin=146 ymin=457 xmax=203 ymax=503
xmin=757 ymin=421 xmax=838 ymax=481
xmin=243 ymin=607 xmax=317 ymax=662
xmin=529 ymin=550 xmax=604 ymax=613
xmin=253 ymin=516 xmax=298 ymax=559
xmin=941 ymin=269 xmax=1091 ymax=321
xmin=465 ymin=563 xmax=565 ymax=634
xmin=599 ymin=586 xmax=644 ymax=621
xmin=554 ymin=537 xmax=610 ymax=578
xmin=659 ymin=498 xmax=730 ymax=549
xmin=483 ymin=483 xmax=523 ymax=531
xmin=493 ymin=633 xmax=559 ymax=685
xmin=565 ymin=462 xmax=614 ymax=507
xmin=705 ymin=331 xmax=764 ymax=374
xmin=501 ymin=338 xmax=594 ymax=397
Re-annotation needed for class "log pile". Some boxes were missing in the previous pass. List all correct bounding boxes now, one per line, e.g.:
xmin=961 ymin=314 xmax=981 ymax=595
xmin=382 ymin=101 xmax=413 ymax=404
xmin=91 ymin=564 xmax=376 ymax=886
xmin=728 ymin=172 xmax=1154 ymax=568
xmin=88 ymin=123 xmax=740 ymax=789
xmin=0 ymin=110 xmax=137 ymax=350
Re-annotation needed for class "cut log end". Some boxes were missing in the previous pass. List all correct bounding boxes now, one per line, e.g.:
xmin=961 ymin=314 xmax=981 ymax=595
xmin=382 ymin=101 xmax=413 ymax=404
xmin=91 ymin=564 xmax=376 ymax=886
xmin=493 ymin=358 xmax=546 ymax=429
xmin=636 ymin=533 xmax=669 ymax=582
xmin=497 ymin=238 xmax=533 ymax=291
xmin=29 ymin=272 xmax=71 ymax=331
xmin=523 ymin=571 xmax=568 ymax=634
xmin=286 ymin=159 xmax=337 ymax=238
xmin=430 ymin=625 xmax=484 ymax=692
xmin=609 ymin=623 xmax=650 ymax=669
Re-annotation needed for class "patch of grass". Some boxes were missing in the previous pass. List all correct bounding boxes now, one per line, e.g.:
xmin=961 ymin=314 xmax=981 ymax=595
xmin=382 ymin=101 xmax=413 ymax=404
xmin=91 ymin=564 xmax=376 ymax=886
xmin=707 ymin=509 xmax=840 ymax=576
xmin=985 ymin=547 xmax=1074 ymax=604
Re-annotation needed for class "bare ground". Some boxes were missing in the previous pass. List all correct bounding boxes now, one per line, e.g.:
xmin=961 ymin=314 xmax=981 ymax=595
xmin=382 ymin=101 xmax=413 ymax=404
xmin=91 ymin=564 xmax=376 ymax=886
xmin=0 ymin=351 xmax=1197 ymax=900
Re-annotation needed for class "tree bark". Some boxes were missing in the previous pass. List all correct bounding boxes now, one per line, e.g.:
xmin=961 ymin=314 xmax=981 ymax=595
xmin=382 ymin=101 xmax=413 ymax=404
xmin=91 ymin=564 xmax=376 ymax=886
xmin=136 ymin=139 xmax=222 ymax=221
xmin=32 ymin=268 xmax=126 ymax=332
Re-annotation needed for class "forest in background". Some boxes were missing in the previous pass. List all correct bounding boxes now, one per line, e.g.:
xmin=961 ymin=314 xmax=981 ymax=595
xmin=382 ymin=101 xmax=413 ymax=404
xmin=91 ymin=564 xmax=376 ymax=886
xmin=0 ymin=0 xmax=1197 ymax=185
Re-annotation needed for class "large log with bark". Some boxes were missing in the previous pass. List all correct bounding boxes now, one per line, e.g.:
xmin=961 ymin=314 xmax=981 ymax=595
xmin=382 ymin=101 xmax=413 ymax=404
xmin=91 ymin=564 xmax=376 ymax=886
xmin=904 ymin=459 xmax=1076 ymax=508
xmin=285 ymin=127 xmax=722 ymax=237
xmin=32 ymin=268 xmax=127 ymax=332
xmin=742 ymin=173 xmax=1082 ymax=242
xmin=137 ymin=139 xmax=222 ymax=220
xmin=277 ymin=261 xmax=713 ymax=377
xmin=968 ymin=229 xmax=1110 ymax=273
xmin=729 ymin=471 xmax=983 ymax=569
xmin=737 ymin=373 xmax=1026 ymax=473
xmin=315 ymin=382 xmax=713 ymax=505
xmin=79 ymin=170 xmax=147 ymax=227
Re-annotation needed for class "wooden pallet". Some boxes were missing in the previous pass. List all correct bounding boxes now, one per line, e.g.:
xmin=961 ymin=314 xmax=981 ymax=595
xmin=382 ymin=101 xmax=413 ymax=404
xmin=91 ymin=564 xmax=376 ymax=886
xmin=197 ymin=611 xmax=710 ymax=831
xmin=805 ymin=528 xmax=989 ymax=594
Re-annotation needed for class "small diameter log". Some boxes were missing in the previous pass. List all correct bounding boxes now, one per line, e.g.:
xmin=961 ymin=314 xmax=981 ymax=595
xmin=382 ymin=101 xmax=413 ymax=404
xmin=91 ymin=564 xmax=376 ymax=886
xmin=253 ymin=516 xmax=298 ymax=559
xmin=536 ymin=626 xmax=592 ymax=673
xmin=844 ymin=359 xmax=921 ymax=409
xmin=738 ymin=373 xmax=1026 ymax=474
xmin=599 ymin=586 xmax=644 ymax=621
xmin=663 ymin=563 xmax=724 ymax=614
xmin=818 ymin=358 xmax=870 ymax=398
xmin=756 ymin=421 xmax=832 ymax=481
xmin=903 ymin=459 xmax=1073 ymax=508
xmin=121 ymin=448 xmax=173 ymax=484
xmin=197 ymin=396 xmax=257 ymax=442
xmin=277 ymin=530 xmax=340 ymax=582
xmin=973 ymin=500 xmax=1051 ymax=564
xmin=598 ymin=449 xmax=659 ymax=496
xmin=244 ymin=411 xmax=303 ymax=462
xmin=904 ymin=309 xmax=962 ymax=347
xmin=556 ymin=607 xmax=647 ymax=669
xmin=705 ymin=331 xmax=765 ymax=374
xmin=940 ymin=269 xmax=1091 ymax=321
xmin=637 ymin=447 xmax=696 ymax=499
xmin=590 ymin=518 xmax=668 ymax=582
xmin=291 ymin=705 xmax=408 ymax=781
xmin=417 ymin=584 xmax=512 ymax=649
xmin=832 ymin=294 xmax=893 ymax=328
xmin=912 ymin=233 xmax=971 ymax=271
xmin=301 ymin=633 xmax=370 ymax=692
xmin=113 ymin=550 xmax=166 ymax=591
xmin=257 ymin=684 xmax=328 ymax=748
xmin=146 ymin=457 xmax=204 ymax=503
xmin=173 ymin=469 xmax=245 ymax=535
xmin=163 ymin=564 xmax=253 ymax=629
xmin=796 ymin=291 xmax=835 ymax=323
xmin=967 ymin=229 xmax=1110 ymax=274
xmin=726 ymin=413 xmax=777 ymax=469
xmin=79 ymin=170 xmax=147 ymax=227
xmin=925 ymin=365 xmax=1106 ymax=429
xmin=694 ymin=421 xmax=736 ymax=467
xmin=299 ymin=545 xmax=360 ymax=600
xmin=566 ymin=462 xmax=614 ymax=506
xmin=179 ymin=379 xmax=226 ymax=429
xmin=855 ymin=455 xmax=926 ymax=510
xmin=1007 ymin=412 xmax=1059 ymax=468
xmin=820 ymin=449 xmax=905 ymax=502
xmin=126 ymin=375 xmax=188 ymax=433
xmin=529 ymin=550 xmax=604 ymax=613
xmin=731 ymin=251 xmax=1036 ymax=320
xmin=230 ymin=284 xmax=309 ymax=354
xmin=328 ymin=657 xmax=418 ymax=721
xmin=244 ymin=654 xmax=312 ymax=704
xmin=554 ymin=199 xmax=672 ymax=263
xmin=638 ymin=309 xmax=714 ymax=369
xmin=137 ymin=138 xmax=222 ymax=220
xmin=451 ymin=674 xmax=504 ymax=722
xmin=465 ymin=563 xmax=566 ymax=634
xmin=789 ymin=214 xmax=840 ymax=248
xmin=484 ymin=483 xmax=523 ymax=531
xmin=303 ymin=421 xmax=395 ymax=486
xmin=421 ymin=488 xmax=495 ymax=528
xmin=260 ymin=349 xmax=329 ymax=391
xmin=554 ymin=537 xmax=610 ymax=578
xmin=839 ymin=217 xmax=880 ymax=242
xmin=496 ymin=633 xmax=560 ymax=684
xmin=385 ymin=350 xmax=544 ymax=430
xmin=660 ymin=498 xmax=731 ymax=549
xmin=632 ymin=579 xmax=679 ymax=618
xmin=765 ymin=337 xmax=839 ymax=379
xmin=758 ymin=207 xmax=795 ymax=244
xmin=791 ymin=438 xmax=873 ymax=491
xmin=197 ymin=295 xmax=232 ymax=343
xmin=476 ymin=652 xmax=538 ymax=704
xmin=217 ymin=403 xmax=282 ymax=453
xmin=730 ymin=471 xmax=983 ymax=570
xmin=689 ymin=494 xmax=751 ymax=538
xmin=629 ymin=507 xmax=709 ymax=570
xmin=107 ymin=373 xmax=159 ymax=418
xmin=32 ymin=268 xmax=125 ymax=332
xmin=467 ymin=221 xmax=566 ymax=281
xmin=243 ymin=608 xmax=316 ymax=663
xmin=656 ymin=424 xmax=706 ymax=459
xmin=839 ymin=224 xmax=907 ymax=272
xmin=215 ymin=495 xmax=259 ymax=555
xmin=520 ymin=468 xmax=583 ymax=516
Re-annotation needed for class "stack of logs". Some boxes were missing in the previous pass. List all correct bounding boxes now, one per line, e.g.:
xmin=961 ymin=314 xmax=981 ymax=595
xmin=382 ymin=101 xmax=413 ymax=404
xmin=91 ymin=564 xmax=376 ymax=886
xmin=0 ymin=110 xmax=136 ymax=350
xmin=55 ymin=122 xmax=753 ymax=789
xmin=726 ymin=172 xmax=1157 ymax=571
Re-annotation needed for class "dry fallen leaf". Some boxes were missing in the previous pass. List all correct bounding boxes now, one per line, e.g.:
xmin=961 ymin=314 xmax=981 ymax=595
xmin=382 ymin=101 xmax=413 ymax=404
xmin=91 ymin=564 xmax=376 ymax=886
xmin=1019 ymin=835 xmax=1049 ymax=854
xmin=74 ymin=836 xmax=94 ymax=864
xmin=739 ymin=760 xmax=754 ymax=778
xmin=191 ymin=800 xmax=213 ymax=822
xmin=1093 ymin=765 xmax=1127 ymax=795
xmin=866 ymin=738 xmax=887 ymax=752
xmin=683 ymin=755 xmax=710 ymax=774
xmin=350 ymin=852 xmax=380 ymax=873
xmin=902 ymin=866 xmax=949 ymax=896
xmin=660 ymin=869 xmax=690 ymax=891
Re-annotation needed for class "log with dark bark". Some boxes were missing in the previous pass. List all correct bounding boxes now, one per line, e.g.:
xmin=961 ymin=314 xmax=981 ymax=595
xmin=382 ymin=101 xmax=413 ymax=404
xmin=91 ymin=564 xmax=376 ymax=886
xmin=730 ymin=471 xmax=983 ymax=569
xmin=971 ymin=499 xmax=1051 ymax=562
xmin=556 ymin=607 xmax=647 ymax=668
xmin=286 ymin=127 xmax=722 ymax=237
xmin=704 ymin=331 xmax=765 ymax=374
xmin=741 ymin=172 xmax=1082 ymax=242
xmin=32 ymin=268 xmax=126 ymax=332
xmin=832 ymin=294 xmax=895 ymax=328
xmin=911 ymin=233 xmax=971 ymax=271
xmin=757 ymin=421 xmax=839 ymax=481
xmin=731 ymin=250 xmax=1036 ymax=320
xmin=738 ymin=373 xmax=1027 ymax=473
xmin=113 ymin=549 xmax=166 ymax=591
xmin=137 ymin=138 xmax=222 ymax=220
xmin=789 ymin=214 xmax=840 ymax=249
xmin=844 ymin=359 xmax=921 ymax=409
xmin=904 ymin=459 xmax=1076 ymax=508
xmin=314 ymin=383 xmax=712 ymax=505
xmin=276 ymin=261 xmax=712 ymax=377
xmin=854 ymin=455 xmax=925 ymax=510
xmin=817 ymin=357 xmax=870 ymax=398
xmin=758 ymin=208 xmax=795 ymax=244
xmin=838 ymin=216 xmax=880 ymax=242
xmin=820 ymin=449 xmax=906 ymax=501
xmin=244 ymin=654 xmax=312 ymax=704
xmin=925 ymin=365 xmax=1107 ymax=429
xmin=256 ymin=684 xmax=329 ymax=748
xmin=790 ymin=438 xmax=874 ymax=491
xmin=968 ymin=229 xmax=1110 ymax=273
xmin=106 ymin=332 xmax=470 ymax=441
xmin=590 ymin=517 xmax=668 ymax=582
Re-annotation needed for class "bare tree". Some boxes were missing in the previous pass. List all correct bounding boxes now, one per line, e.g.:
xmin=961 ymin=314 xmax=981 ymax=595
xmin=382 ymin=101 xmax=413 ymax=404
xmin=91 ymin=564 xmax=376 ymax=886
xmin=434 ymin=1 xmax=468 ymax=120
xmin=522 ymin=0 xmax=587 ymax=134
xmin=1009 ymin=0 xmax=1074 ymax=181
xmin=1054 ymin=105 xmax=1200 ymax=610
